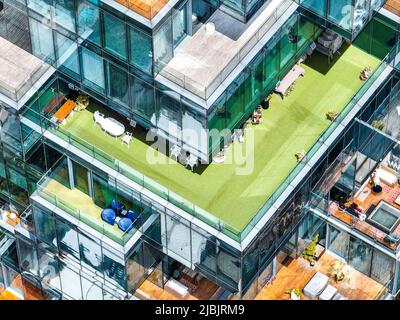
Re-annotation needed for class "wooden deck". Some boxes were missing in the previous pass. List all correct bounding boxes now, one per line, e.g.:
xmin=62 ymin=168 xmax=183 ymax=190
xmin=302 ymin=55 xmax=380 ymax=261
xmin=329 ymin=172 xmax=400 ymax=251
xmin=255 ymin=252 xmax=387 ymax=300
xmin=135 ymin=277 xmax=220 ymax=300
xmin=385 ymin=0 xmax=400 ymax=16
xmin=0 ymin=274 xmax=47 ymax=300
xmin=114 ymin=0 xmax=169 ymax=19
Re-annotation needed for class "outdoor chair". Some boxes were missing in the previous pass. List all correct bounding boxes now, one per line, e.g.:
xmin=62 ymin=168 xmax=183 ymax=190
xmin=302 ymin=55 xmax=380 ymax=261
xmin=121 ymin=132 xmax=133 ymax=147
xmin=170 ymin=145 xmax=182 ymax=161
xmin=185 ymin=155 xmax=198 ymax=172
xmin=93 ymin=111 xmax=105 ymax=126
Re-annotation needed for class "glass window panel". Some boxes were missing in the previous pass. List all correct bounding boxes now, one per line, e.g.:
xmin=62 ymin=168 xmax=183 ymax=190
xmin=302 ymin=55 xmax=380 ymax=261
xmin=17 ymin=238 xmax=39 ymax=276
xmin=172 ymin=7 xmax=187 ymax=47
xmin=130 ymin=76 xmax=155 ymax=123
xmin=155 ymin=89 xmax=182 ymax=141
xmin=328 ymin=225 xmax=349 ymax=259
xmin=59 ymin=263 xmax=83 ymax=299
xmin=72 ymin=160 xmax=89 ymax=195
xmin=33 ymin=207 xmax=57 ymax=246
xmin=103 ymin=247 xmax=126 ymax=290
xmin=370 ymin=248 xmax=394 ymax=286
xmin=77 ymin=0 xmax=101 ymax=45
xmin=81 ymin=275 xmax=103 ymax=300
xmin=107 ymin=62 xmax=129 ymax=106
xmin=164 ymin=213 xmax=191 ymax=262
xmin=28 ymin=0 xmax=51 ymax=18
xmin=56 ymin=219 xmax=80 ymax=260
xmin=38 ymin=248 xmax=62 ymax=291
xmin=129 ymin=27 xmax=153 ymax=74
xmin=29 ymin=18 xmax=55 ymax=64
xmin=348 ymin=236 xmax=372 ymax=276
xmin=300 ymin=0 xmax=326 ymax=16
xmin=55 ymin=32 xmax=80 ymax=79
xmin=92 ymin=173 xmax=115 ymax=208
xmin=126 ymin=243 xmax=145 ymax=292
xmin=154 ymin=21 xmax=173 ymax=73
xmin=328 ymin=0 xmax=353 ymax=31
xmin=52 ymin=0 xmax=76 ymax=32
xmin=78 ymin=232 xmax=103 ymax=273
xmin=81 ymin=48 xmax=105 ymax=94
xmin=103 ymin=12 xmax=127 ymax=60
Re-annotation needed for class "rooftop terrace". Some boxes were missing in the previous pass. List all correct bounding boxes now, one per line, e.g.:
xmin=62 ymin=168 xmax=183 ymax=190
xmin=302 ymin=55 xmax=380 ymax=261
xmin=0 ymin=37 xmax=50 ymax=103
xmin=385 ymin=0 xmax=400 ymax=16
xmin=158 ymin=0 xmax=293 ymax=100
xmin=114 ymin=0 xmax=169 ymax=19
xmin=40 ymin=45 xmax=380 ymax=236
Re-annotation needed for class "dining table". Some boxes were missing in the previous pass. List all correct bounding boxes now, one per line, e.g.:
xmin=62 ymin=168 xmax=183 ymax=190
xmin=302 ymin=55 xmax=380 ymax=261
xmin=100 ymin=117 xmax=125 ymax=137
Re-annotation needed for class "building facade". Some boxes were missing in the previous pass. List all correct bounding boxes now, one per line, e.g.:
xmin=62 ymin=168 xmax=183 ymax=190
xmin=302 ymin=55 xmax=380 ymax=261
xmin=0 ymin=0 xmax=399 ymax=300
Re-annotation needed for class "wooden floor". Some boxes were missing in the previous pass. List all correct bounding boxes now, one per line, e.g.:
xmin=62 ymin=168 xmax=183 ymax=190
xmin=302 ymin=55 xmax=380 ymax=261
xmin=136 ymin=277 xmax=220 ymax=300
xmin=255 ymin=252 xmax=387 ymax=300
xmin=0 ymin=290 xmax=21 ymax=300
xmin=0 ymin=275 xmax=47 ymax=301
xmin=329 ymin=173 xmax=400 ymax=251
xmin=114 ymin=0 xmax=169 ymax=19
xmin=385 ymin=0 xmax=400 ymax=16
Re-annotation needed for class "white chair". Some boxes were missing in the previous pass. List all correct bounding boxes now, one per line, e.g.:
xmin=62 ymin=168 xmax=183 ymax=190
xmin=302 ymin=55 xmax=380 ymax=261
xmin=170 ymin=145 xmax=182 ymax=161
xmin=185 ymin=155 xmax=198 ymax=172
xmin=121 ymin=132 xmax=133 ymax=147
xmin=93 ymin=111 xmax=105 ymax=126
xmin=303 ymin=272 xmax=329 ymax=300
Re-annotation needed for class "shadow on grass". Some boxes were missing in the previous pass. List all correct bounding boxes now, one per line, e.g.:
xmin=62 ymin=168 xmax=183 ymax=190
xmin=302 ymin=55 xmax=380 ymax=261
xmin=304 ymin=42 xmax=351 ymax=75
xmin=83 ymin=100 xmax=210 ymax=175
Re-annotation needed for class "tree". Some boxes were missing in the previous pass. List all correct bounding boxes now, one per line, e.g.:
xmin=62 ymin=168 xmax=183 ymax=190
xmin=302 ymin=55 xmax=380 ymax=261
xmin=301 ymin=234 xmax=319 ymax=266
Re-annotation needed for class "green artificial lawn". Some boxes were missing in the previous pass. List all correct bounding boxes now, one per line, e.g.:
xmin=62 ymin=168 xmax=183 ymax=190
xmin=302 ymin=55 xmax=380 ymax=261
xmin=60 ymin=45 xmax=380 ymax=233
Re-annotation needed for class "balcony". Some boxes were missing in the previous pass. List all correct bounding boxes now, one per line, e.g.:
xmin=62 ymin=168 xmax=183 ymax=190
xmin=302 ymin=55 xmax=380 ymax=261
xmin=385 ymin=0 xmax=400 ymax=16
xmin=0 ymin=37 xmax=51 ymax=104
xmin=35 ymin=158 xmax=151 ymax=246
xmin=157 ymin=0 xmax=294 ymax=100
xmin=114 ymin=0 xmax=170 ymax=19
xmin=24 ymin=42 xmax=387 ymax=241
xmin=255 ymin=251 xmax=389 ymax=300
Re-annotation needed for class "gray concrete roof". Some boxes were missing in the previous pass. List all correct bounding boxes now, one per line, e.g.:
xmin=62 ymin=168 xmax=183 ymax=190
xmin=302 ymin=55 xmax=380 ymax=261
xmin=0 ymin=37 xmax=49 ymax=102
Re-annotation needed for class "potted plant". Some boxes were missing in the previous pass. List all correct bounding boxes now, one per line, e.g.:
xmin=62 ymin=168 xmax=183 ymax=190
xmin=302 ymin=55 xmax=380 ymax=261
xmin=326 ymin=110 xmax=339 ymax=121
xmin=295 ymin=150 xmax=306 ymax=162
xmin=301 ymin=234 xmax=319 ymax=266
xmin=360 ymin=66 xmax=372 ymax=81
xmin=261 ymin=93 xmax=273 ymax=109
xmin=286 ymin=288 xmax=303 ymax=300
xmin=369 ymin=172 xmax=383 ymax=194
xmin=329 ymin=261 xmax=349 ymax=283
xmin=75 ymin=93 xmax=89 ymax=111
xmin=371 ymin=119 xmax=384 ymax=131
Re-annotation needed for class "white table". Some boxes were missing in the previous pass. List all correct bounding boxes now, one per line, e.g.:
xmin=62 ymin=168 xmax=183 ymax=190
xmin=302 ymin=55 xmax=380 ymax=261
xmin=100 ymin=117 xmax=125 ymax=137
xmin=275 ymin=64 xmax=305 ymax=96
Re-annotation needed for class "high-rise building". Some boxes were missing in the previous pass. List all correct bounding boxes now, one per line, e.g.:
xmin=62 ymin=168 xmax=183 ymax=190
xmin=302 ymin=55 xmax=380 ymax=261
xmin=0 ymin=0 xmax=399 ymax=300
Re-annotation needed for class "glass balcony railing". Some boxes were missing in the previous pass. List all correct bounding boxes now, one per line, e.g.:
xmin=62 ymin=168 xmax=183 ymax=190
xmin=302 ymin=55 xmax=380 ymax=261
xmin=23 ymin=43 xmax=399 ymax=243
xmin=34 ymin=158 xmax=153 ymax=246
xmin=157 ymin=0 xmax=294 ymax=100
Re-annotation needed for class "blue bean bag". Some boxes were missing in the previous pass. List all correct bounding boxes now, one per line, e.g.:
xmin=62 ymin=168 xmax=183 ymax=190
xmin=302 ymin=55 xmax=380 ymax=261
xmin=111 ymin=200 xmax=125 ymax=213
xmin=125 ymin=210 xmax=139 ymax=221
xmin=118 ymin=218 xmax=133 ymax=232
xmin=101 ymin=208 xmax=116 ymax=225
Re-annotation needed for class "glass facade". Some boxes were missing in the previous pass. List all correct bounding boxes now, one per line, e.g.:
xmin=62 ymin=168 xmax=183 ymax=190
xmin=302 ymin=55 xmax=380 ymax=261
xmin=0 ymin=0 xmax=399 ymax=302
xmin=297 ymin=0 xmax=386 ymax=39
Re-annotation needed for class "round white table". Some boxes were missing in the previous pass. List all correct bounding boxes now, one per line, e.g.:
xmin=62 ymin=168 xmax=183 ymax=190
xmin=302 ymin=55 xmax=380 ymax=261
xmin=100 ymin=117 xmax=125 ymax=137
